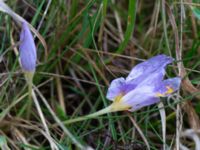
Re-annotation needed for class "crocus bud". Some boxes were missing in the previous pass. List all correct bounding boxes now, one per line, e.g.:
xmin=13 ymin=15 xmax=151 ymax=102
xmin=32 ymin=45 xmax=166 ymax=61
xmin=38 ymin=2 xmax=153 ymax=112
xmin=19 ymin=22 xmax=36 ymax=72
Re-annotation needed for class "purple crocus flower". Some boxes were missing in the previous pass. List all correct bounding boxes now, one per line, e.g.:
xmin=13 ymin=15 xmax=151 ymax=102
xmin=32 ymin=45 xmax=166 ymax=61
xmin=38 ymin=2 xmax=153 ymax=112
xmin=19 ymin=22 xmax=37 ymax=72
xmin=106 ymin=54 xmax=181 ymax=111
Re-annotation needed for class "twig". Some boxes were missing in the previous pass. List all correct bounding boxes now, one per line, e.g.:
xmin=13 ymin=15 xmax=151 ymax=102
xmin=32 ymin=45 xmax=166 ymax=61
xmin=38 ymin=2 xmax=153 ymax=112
xmin=158 ymin=102 xmax=166 ymax=150
xmin=32 ymin=90 xmax=58 ymax=150
xmin=127 ymin=112 xmax=150 ymax=150
xmin=33 ymin=85 xmax=87 ymax=150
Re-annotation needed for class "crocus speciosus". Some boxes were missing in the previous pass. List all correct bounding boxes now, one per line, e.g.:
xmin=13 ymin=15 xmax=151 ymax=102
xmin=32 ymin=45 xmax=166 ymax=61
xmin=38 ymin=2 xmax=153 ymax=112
xmin=19 ymin=22 xmax=36 ymax=72
xmin=64 ymin=54 xmax=181 ymax=124
xmin=106 ymin=54 xmax=181 ymax=111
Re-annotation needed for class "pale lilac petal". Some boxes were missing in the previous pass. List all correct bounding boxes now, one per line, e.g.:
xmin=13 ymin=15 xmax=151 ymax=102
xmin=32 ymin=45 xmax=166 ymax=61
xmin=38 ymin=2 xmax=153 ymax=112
xmin=122 ymin=85 xmax=159 ymax=111
xmin=137 ymin=68 xmax=165 ymax=87
xmin=19 ymin=22 xmax=37 ymax=72
xmin=121 ymin=77 xmax=181 ymax=111
xmin=121 ymin=83 xmax=137 ymax=94
xmin=123 ymin=67 xmax=165 ymax=94
xmin=129 ymin=97 xmax=160 ymax=111
xmin=120 ymin=72 xmax=163 ymax=111
xmin=156 ymin=77 xmax=181 ymax=97
xmin=106 ymin=77 xmax=126 ymax=101
xmin=126 ymin=55 xmax=173 ymax=82
xmin=122 ymin=86 xmax=154 ymax=106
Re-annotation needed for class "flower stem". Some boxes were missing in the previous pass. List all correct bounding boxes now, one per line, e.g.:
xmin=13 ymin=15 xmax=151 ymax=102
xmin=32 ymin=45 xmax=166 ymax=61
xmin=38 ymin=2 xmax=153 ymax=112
xmin=25 ymin=71 xmax=34 ymax=118
xmin=63 ymin=100 xmax=130 ymax=125
xmin=64 ymin=105 xmax=114 ymax=125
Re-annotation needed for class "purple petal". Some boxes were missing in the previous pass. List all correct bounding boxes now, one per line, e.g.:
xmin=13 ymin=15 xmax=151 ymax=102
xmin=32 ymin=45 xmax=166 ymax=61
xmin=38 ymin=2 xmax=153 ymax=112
xmin=126 ymin=55 xmax=173 ymax=82
xmin=138 ymin=68 xmax=165 ymax=87
xmin=122 ymin=85 xmax=154 ymax=104
xmin=19 ymin=22 xmax=37 ymax=72
xmin=122 ymin=67 xmax=165 ymax=94
xmin=155 ymin=77 xmax=181 ymax=97
xmin=121 ymin=85 xmax=159 ymax=111
xmin=120 ymin=77 xmax=181 ymax=111
xmin=120 ymin=70 xmax=167 ymax=111
xmin=106 ymin=77 xmax=126 ymax=101
xmin=129 ymin=97 xmax=160 ymax=111
xmin=121 ymin=83 xmax=137 ymax=94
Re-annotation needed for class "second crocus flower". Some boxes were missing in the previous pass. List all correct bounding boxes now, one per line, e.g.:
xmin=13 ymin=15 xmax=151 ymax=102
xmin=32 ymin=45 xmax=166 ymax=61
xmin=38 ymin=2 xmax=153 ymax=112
xmin=19 ymin=22 xmax=36 ymax=72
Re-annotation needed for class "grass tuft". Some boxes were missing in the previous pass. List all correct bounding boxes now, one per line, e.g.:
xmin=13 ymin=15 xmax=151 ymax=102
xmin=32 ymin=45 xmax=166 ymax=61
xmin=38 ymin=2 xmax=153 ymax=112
xmin=0 ymin=0 xmax=200 ymax=149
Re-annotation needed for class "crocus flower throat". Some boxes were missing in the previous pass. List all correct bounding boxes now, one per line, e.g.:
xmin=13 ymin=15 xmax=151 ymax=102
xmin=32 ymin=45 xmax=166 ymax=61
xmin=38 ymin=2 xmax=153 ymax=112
xmin=106 ymin=54 xmax=181 ymax=112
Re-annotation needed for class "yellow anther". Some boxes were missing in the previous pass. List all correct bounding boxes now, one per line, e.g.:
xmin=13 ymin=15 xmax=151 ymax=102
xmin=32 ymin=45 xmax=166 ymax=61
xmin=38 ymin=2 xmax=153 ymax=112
xmin=156 ymin=86 xmax=174 ymax=97
xmin=165 ymin=86 xmax=174 ymax=94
